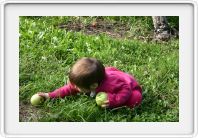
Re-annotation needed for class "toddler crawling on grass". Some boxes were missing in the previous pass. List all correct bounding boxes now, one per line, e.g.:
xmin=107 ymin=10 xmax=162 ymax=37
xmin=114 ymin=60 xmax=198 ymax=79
xmin=38 ymin=57 xmax=142 ymax=109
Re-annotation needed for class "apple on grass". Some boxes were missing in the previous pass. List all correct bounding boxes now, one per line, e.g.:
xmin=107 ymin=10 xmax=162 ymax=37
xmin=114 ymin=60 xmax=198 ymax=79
xmin=30 ymin=94 xmax=44 ymax=106
xmin=95 ymin=92 xmax=107 ymax=106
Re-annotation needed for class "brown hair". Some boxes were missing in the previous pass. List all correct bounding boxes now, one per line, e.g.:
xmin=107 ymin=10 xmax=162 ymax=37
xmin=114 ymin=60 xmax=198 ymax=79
xmin=69 ymin=57 xmax=105 ymax=89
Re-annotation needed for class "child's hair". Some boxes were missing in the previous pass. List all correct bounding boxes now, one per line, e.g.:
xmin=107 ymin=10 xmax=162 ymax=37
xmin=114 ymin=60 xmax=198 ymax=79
xmin=69 ymin=57 xmax=105 ymax=89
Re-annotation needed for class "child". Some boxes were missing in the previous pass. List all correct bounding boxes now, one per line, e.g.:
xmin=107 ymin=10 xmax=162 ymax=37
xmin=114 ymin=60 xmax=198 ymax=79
xmin=38 ymin=57 xmax=142 ymax=109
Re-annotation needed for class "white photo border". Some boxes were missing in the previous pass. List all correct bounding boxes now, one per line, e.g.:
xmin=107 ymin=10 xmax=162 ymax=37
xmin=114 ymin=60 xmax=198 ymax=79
xmin=0 ymin=0 xmax=198 ymax=138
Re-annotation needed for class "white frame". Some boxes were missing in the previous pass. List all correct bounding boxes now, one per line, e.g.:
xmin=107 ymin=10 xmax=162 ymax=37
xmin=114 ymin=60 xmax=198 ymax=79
xmin=0 ymin=0 xmax=197 ymax=138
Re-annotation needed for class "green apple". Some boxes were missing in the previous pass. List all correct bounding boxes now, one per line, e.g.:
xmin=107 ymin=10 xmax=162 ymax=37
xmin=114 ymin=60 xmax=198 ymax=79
xmin=30 ymin=94 xmax=44 ymax=106
xmin=95 ymin=92 xmax=107 ymax=106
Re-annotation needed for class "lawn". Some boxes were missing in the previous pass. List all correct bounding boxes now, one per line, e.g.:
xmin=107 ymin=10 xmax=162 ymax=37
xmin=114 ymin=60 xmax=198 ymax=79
xmin=19 ymin=16 xmax=179 ymax=122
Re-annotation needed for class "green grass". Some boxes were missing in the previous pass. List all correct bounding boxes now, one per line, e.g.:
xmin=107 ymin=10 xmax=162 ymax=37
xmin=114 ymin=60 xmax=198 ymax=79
xmin=19 ymin=16 xmax=179 ymax=122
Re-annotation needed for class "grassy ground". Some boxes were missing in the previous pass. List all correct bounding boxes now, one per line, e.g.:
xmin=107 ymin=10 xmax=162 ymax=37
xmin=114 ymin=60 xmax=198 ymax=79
xmin=19 ymin=16 xmax=179 ymax=122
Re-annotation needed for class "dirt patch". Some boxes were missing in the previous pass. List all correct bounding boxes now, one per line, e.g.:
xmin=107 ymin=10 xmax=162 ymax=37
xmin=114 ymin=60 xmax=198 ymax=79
xmin=58 ymin=19 xmax=153 ymax=41
xmin=19 ymin=101 xmax=42 ymax=122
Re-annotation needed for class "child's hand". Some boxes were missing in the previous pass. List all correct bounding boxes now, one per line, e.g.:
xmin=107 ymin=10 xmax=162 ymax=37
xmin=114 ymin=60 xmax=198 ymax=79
xmin=37 ymin=92 xmax=50 ymax=99
xmin=101 ymin=100 xmax=109 ymax=108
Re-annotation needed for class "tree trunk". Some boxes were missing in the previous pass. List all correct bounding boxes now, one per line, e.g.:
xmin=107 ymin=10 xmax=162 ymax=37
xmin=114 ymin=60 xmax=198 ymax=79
xmin=152 ymin=16 xmax=172 ymax=41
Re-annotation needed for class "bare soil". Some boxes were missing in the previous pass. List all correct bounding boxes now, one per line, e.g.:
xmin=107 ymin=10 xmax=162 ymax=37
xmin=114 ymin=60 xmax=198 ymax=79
xmin=58 ymin=19 xmax=153 ymax=41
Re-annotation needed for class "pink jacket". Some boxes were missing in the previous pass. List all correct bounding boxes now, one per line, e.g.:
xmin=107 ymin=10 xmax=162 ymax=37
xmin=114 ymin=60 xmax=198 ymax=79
xmin=49 ymin=67 xmax=142 ymax=108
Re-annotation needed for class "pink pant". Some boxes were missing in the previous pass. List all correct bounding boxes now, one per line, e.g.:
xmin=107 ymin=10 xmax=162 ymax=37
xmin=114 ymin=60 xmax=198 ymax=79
xmin=126 ymin=90 xmax=142 ymax=108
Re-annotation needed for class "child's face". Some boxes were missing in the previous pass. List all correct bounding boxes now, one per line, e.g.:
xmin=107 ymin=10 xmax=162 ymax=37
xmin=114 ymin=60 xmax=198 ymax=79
xmin=75 ymin=86 xmax=90 ymax=93
xmin=75 ymin=83 xmax=98 ymax=93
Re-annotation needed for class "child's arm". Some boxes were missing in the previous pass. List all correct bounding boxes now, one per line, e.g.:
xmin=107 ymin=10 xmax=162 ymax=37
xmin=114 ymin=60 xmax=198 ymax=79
xmin=49 ymin=83 xmax=79 ymax=98
xmin=107 ymin=85 xmax=131 ymax=108
xmin=38 ymin=83 xmax=79 ymax=99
